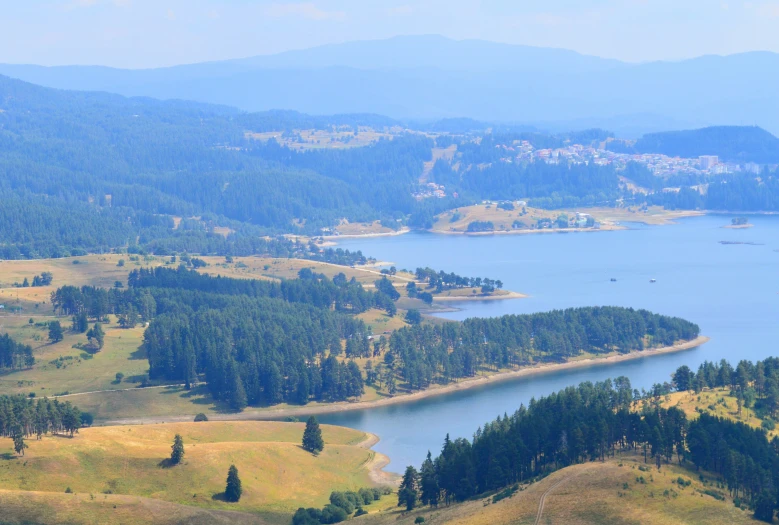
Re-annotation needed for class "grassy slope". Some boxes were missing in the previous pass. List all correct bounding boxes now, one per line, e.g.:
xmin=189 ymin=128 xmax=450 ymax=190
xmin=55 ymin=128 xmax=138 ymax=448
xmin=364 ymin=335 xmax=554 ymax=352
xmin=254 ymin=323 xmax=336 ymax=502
xmin=658 ymin=387 xmax=777 ymax=440
xmin=361 ymin=456 xmax=754 ymax=525
xmin=0 ymin=421 xmax=377 ymax=524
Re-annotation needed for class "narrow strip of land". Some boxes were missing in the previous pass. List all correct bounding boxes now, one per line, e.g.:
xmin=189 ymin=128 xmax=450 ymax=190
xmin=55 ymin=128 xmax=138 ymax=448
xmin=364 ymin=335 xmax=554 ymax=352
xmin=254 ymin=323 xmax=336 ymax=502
xmin=103 ymin=336 xmax=709 ymax=426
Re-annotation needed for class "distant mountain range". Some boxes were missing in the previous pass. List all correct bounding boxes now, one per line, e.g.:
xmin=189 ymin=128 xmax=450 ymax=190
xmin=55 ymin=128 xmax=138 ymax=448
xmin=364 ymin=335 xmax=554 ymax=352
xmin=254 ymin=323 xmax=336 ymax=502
xmin=1 ymin=35 xmax=778 ymax=137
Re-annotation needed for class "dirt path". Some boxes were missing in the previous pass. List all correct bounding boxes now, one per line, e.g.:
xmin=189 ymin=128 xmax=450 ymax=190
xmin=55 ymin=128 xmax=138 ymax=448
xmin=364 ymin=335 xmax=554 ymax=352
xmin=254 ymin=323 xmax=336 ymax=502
xmin=53 ymin=382 xmax=203 ymax=399
xmin=534 ymin=466 xmax=593 ymax=525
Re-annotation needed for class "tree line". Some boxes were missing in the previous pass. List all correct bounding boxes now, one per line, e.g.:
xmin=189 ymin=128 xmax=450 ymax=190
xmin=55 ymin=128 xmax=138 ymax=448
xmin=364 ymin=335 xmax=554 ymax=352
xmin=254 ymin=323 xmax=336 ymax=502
xmin=0 ymin=334 xmax=34 ymax=370
xmin=383 ymin=307 xmax=699 ymax=391
xmin=0 ymin=395 xmax=84 ymax=449
xmin=413 ymin=267 xmax=503 ymax=293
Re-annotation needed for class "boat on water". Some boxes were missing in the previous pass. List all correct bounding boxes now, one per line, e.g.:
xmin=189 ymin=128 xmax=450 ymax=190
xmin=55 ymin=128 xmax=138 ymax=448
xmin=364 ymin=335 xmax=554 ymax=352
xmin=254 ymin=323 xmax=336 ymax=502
xmin=650 ymin=278 xmax=657 ymax=283
xmin=610 ymin=278 xmax=617 ymax=282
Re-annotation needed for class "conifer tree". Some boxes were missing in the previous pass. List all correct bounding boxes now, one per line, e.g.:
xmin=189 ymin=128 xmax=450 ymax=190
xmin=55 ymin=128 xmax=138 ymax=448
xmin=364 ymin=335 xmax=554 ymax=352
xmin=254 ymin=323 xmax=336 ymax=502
xmin=170 ymin=434 xmax=185 ymax=465
xmin=398 ymin=466 xmax=419 ymax=511
xmin=12 ymin=427 xmax=27 ymax=456
xmin=419 ymin=451 xmax=440 ymax=507
xmin=302 ymin=416 xmax=324 ymax=455
xmin=225 ymin=465 xmax=242 ymax=502
xmin=48 ymin=321 xmax=64 ymax=343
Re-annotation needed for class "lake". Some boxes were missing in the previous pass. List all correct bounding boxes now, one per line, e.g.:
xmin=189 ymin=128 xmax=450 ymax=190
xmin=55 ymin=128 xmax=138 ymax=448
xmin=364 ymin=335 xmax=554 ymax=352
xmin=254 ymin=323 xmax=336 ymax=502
xmin=319 ymin=215 xmax=779 ymax=472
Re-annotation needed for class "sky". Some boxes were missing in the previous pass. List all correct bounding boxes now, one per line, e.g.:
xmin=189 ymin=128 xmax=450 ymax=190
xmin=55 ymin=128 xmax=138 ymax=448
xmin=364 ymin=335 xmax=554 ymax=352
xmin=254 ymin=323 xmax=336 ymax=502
xmin=2 ymin=0 xmax=779 ymax=68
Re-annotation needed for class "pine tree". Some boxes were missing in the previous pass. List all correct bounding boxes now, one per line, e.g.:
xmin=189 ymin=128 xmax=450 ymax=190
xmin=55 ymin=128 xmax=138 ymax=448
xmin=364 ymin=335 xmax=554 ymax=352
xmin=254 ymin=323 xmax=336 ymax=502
xmin=224 ymin=465 xmax=242 ymax=502
xmin=302 ymin=416 xmax=324 ymax=455
xmin=12 ymin=427 xmax=27 ymax=456
xmin=398 ymin=465 xmax=419 ymax=511
xmin=48 ymin=321 xmax=64 ymax=343
xmin=170 ymin=434 xmax=185 ymax=465
xmin=419 ymin=451 xmax=440 ymax=507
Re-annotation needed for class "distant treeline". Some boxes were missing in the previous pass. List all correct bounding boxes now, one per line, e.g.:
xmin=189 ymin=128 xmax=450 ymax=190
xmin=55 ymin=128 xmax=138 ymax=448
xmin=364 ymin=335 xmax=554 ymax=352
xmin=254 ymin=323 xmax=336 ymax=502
xmin=647 ymin=175 xmax=779 ymax=212
xmin=385 ymin=307 xmax=698 ymax=390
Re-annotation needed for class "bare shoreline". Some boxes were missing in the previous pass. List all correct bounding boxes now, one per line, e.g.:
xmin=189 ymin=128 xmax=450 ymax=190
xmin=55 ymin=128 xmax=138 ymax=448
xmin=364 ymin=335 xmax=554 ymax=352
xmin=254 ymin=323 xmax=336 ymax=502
xmin=104 ymin=336 xmax=709 ymax=427
xmin=433 ymin=290 xmax=528 ymax=301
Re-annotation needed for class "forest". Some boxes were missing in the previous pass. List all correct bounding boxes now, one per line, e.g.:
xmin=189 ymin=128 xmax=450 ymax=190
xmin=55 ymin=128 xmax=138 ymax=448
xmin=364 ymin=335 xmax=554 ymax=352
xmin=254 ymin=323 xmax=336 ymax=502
xmin=385 ymin=307 xmax=699 ymax=390
xmin=400 ymin=357 xmax=779 ymax=521
xmin=48 ymin=268 xmax=699 ymax=411
xmin=3 ymin=74 xmax=779 ymax=260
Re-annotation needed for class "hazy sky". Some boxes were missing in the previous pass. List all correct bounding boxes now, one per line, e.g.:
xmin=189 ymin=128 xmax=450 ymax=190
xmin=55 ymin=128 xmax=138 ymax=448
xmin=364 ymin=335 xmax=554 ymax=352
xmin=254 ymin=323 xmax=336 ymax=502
xmin=3 ymin=0 xmax=779 ymax=68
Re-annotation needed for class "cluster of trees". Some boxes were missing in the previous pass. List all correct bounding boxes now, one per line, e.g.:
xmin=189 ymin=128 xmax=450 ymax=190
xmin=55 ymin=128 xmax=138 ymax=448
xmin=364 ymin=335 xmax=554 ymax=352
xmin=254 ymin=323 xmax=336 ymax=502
xmin=673 ymin=358 xmax=779 ymax=419
xmin=688 ymin=413 xmax=779 ymax=520
xmin=383 ymin=307 xmax=699 ymax=391
xmin=0 ymin=395 xmax=83 ymax=453
xmin=0 ymin=334 xmax=34 ymax=370
xmin=293 ymin=488 xmax=386 ymax=524
xmin=18 ymin=272 xmax=53 ymax=288
xmin=413 ymin=267 xmax=503 ymax=293
xmin=51 ymin=267 xmax=371 ymax=410
xmin=398 ymin=377 xmax=687 ymax=508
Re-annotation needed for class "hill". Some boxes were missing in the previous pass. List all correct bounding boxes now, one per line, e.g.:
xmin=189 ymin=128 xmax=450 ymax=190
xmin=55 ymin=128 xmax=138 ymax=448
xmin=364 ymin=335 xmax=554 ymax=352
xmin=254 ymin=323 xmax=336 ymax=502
xmin=0 ymin=421 xmax=387 ymax=524
xmin=626 ymin=126 xmax=779 ymax=163
xmin=360 ymin=456 xmax=755 ymax=525
xmin=2 ymin=37 xmax=779 ymax=135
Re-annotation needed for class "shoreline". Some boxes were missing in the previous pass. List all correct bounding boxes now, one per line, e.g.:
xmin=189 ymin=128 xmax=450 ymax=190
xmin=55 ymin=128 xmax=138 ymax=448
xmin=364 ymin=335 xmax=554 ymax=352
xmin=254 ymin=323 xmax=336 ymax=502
xmin=432 ymin=290 xmax=528 ymax=301
xmin=356 ymin=433 xmax=400 ymax=485
xmin=104 ymin=335 xmax=709 ymax=426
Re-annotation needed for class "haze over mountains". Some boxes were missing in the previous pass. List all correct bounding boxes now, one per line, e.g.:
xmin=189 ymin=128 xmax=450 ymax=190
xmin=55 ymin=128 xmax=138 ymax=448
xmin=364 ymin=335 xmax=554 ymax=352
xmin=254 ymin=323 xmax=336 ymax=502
xmin=1 ymin=35 xmax=778 ymax=137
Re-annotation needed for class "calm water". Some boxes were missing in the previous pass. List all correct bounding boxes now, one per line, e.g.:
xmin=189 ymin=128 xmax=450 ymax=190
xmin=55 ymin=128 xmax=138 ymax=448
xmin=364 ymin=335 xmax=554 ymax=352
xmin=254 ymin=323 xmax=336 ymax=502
xmin=319 ymin=215 xmax=779 ymax=472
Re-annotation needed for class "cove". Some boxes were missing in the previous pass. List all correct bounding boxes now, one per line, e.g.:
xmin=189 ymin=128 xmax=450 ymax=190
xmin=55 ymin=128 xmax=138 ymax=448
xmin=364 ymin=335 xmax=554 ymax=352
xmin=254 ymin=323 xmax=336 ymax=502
xmin=320 ymin=215 xmax=779 ymax=472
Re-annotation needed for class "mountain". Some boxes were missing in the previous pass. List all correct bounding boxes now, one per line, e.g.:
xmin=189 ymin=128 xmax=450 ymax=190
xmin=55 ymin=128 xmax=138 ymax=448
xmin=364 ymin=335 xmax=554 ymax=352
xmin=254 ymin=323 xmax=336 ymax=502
xmin=2 ymin=36 xmax=779 ymax=135
xmin=630 ymin=126 xmax=779 ymax=164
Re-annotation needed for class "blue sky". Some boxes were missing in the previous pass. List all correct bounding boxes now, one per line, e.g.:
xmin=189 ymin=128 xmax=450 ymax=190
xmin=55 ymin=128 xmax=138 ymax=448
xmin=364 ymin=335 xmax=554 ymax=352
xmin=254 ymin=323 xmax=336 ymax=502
xmin=3 ymin=0 xmax=779 ymax=67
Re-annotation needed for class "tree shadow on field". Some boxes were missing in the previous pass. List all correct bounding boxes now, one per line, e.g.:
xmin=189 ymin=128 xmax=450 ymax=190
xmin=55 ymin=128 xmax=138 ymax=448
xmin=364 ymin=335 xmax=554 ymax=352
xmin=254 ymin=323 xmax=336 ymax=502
xmin=128 ymin=346 xmax=147 ymax=360
xmin=211 ymin=492 xmax=227 ymax=502
xmin=0 ymin=452 xmax=18 ymax=460
xmin=158 ymin=458 xmax=176 ymax=469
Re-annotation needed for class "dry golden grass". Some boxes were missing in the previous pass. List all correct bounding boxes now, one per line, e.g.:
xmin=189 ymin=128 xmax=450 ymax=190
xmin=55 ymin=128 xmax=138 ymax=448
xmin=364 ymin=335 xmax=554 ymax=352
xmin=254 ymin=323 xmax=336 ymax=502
xmin=361 ymin=455 xmax=754 ymax=525
xmin=0 ymin=315 xmax=149 ymax=398
xmin=431 ymin=204 xmax=702 ymax=234
xmin=0 ymin=421 xmax=376 ymax=522
xmin=658 ymin=388 xmax=777 ymax=439
xmin=0 ymin=490 xmax=269 ymax=525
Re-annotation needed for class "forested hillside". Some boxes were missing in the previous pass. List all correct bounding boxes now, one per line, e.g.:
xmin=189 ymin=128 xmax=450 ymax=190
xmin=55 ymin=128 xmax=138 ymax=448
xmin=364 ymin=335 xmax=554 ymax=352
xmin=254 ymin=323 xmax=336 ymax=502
xmin=624 ymin=126 xmax=779 ymax=164
xmin=0 ymin=75 xmax=437 ymax=258
xmin=48 ymin=268 xmax=699 ymax=411
xmin=401 ymin=357 xmax=779 ymax=521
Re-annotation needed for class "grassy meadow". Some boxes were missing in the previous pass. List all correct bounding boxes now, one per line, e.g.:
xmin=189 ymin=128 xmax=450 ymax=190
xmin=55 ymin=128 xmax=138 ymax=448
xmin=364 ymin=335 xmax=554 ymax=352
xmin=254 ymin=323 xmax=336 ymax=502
xmin=0 ymin=421 xmax=382 ymax=524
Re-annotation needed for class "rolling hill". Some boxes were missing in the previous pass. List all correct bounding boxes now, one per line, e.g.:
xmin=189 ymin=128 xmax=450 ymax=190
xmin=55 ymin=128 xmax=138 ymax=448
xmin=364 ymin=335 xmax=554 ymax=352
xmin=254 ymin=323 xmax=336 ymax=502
xmin=628 ymin=126 xmax=779 ymax=164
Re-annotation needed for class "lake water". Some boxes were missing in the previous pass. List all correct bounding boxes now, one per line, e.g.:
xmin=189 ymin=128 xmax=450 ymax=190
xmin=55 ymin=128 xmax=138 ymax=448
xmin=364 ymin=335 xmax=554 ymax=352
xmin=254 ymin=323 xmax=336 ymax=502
xmin=320 ymin=215 xmax=779 ymax=472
